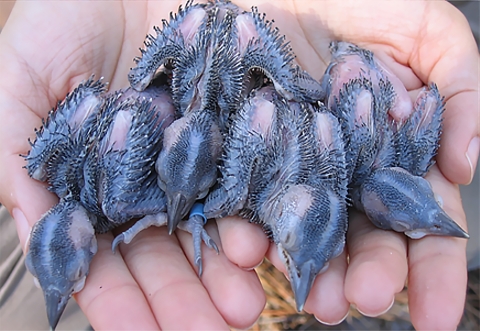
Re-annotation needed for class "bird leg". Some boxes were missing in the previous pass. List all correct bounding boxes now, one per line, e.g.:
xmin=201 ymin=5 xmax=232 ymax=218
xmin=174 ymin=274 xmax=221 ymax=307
xmin=177 ymin=202 xmax=219 ymax=276
xmin=111 ymin=212 xmax=168 ymax=252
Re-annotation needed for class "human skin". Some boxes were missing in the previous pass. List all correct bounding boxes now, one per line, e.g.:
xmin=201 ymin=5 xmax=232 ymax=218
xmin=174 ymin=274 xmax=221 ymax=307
xmin=0 ymin=1 xmax=478 ymax=330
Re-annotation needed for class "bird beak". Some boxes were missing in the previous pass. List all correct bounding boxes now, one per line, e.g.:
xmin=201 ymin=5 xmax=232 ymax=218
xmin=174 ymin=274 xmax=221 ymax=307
xmin=288 ymin=259 xmax=317 ymax=312
xmin=435 ymin=210 xmax=469 ymax=239
xmin=167 ymin=193 xmax=188 ymax=234
xmin=406 ymin=209 xmax=469 ymax=239
xmin=279 ymin=244 xmax=318 ymax=312
xmin=45 ymin=288 xmax=69 ymax=331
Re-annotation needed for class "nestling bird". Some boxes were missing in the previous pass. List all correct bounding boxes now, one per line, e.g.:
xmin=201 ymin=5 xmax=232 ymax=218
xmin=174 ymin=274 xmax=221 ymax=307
xmin=24 ymin=78 xmax=181 ymax=330
xmin=323 ymin=41 xmax=468 ymax=239
xmin=24 ymin=1 xmax=470 ymax=327
xmin=130 ymin=0 xmax=325 ymax=233
xmin=24 ymin=77 xmax=106 ymax=199
xmin=205 ymin=86 xmax=348 ymax=312
xmin=24 ymin=78 xmax=108 ymax=330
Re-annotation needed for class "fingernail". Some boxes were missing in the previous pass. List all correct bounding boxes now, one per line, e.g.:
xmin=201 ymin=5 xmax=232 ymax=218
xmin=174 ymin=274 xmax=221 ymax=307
xmin=236 ymin=321 xmax=258 ymax=331
xmin=356 ymin=296 xmax=395 ymax=317
xmin=315 ymin=311 xmax=349 ymax=326
xmin=12 ymin=208 xmax=31 ymax=252
xmin=466 ymin=136 xmax=480 ymax=184
xmin=244 ymin=259 xmax=264 ymax=271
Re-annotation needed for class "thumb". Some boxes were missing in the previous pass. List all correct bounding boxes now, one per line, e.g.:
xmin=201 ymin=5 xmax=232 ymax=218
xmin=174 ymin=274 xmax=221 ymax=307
xmin=0 ymin=151 xmax=58 ymax=251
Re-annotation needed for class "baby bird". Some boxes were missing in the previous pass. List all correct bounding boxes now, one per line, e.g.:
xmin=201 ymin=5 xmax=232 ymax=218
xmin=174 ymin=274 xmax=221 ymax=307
xmin=24 ymin=77 xmax=106 ymax=199
xmin=155 ymin=108 xmax=223 ymax=234
xmin=93 ymin=84 xmax=175 ymax=233
xmin=266 ymin=100 xmax=347 ymax=312
xmin=239 ymin=6 xmax=324 ymax=103
xmin=204 ymin=86 xmax=278 ymax=219
xmin=130 ymin=1 xmax=224 ymax=232
xmin=261 ymin=100 xmax=347 ymax=312
xmin=24 ymin=78 xmax=180 ymax=330
xmin=205 ymin=87 xmax=348 ymax=312
xmin=128 ymin=0 xmax=209 ymax=92
xmin=24 ymin=78 xmax=107 ymax=330
xmin=324 ymin=42 xmax=468 ymax=239
xmin=357 ymin=84 xmax=469 ymax=239
xmin=129 ymin=0 xmax=325 ymax=233
xmin=25 ymin=199 xmax=97 ymax=331
xmin=322 ymin=40 xmax=413 ymax=125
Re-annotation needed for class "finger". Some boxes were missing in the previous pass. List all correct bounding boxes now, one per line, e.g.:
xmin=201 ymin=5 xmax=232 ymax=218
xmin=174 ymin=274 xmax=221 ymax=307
xmin=344 ymin=210 xmax=408 ymax=317
xmin=411 ymin=2 xmax=480 ymax=185
xmin=177 ymin=221 xmax=266 ymax=329
xmin=117 ymin=225 xmax=230 ymax=330
xmin=76 ymin=233 xmax=160 ymax=330
xmin=266 ymin=242 xmax=350 ymax=324
xmin=304 ymin=250 xmax=349 ymax=325
xmin=0 ymin=88 xmax=57 ymax=232
xmin=437 ymin=88 xmax=479 ymax=185
xmin=408 ymin=166 xmax=468 ymax=331
xmin=216 ymin=216 xmax=269 ymax=269
xmin=0 ymin=153 xmax=57 ymax=246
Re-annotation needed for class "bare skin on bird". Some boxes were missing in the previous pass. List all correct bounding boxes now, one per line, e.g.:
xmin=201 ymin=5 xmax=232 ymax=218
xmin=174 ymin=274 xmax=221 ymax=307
xmin=24 ymin=78 xmax=182 ymax=330
xmin=24 ymin=77 xmax=106 ymax=199
xmin=322 ymin=41 xmax=413 ymax=126
xmin=23 ymin=1 xmax=470 ymax=328
xmin=129 ymin=0 xmax=324 ymax=233
xmin=205 ymin=86 xmax=348 ymax=312
xmin=322 ymin=41 xmax=469 ymax=239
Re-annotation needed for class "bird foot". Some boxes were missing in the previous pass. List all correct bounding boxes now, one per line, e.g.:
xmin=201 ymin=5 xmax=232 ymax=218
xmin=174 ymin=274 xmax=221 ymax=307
xmin=178 ymin=202 xmax=219 ymax=277
xmin=111 ymin=213 xmax=168 ymax=252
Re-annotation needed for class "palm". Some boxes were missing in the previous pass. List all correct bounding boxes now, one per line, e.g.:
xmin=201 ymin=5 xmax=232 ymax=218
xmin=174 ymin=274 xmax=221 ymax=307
xmin=0 ymin=1 xmax=476 ymax=330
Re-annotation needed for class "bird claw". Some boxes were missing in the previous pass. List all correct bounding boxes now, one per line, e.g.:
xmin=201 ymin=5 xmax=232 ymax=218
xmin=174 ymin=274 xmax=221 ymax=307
xmin=111 ymin=233 xmax=126 ymax=253
xmin=111 ymin=213 xmax=168 ymax=253
xmin=178 ymin=202 xmax=219 ymax=277
xmin=191 ymin=221 xmax=219 ymax=277
xmin=193 ymin=236 xmax=218 ymax=277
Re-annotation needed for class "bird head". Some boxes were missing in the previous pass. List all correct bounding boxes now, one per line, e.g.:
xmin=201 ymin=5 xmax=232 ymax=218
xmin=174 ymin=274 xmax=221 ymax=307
xmin=267 ymin=184 xmax=347 ymax=312
xmin=25 ymin=199 xmax=97 ymax=331
xmin=360 ymin=167 xmax=469 ymax=239
xmin=156 ymin=110 xmax=222 ymax=233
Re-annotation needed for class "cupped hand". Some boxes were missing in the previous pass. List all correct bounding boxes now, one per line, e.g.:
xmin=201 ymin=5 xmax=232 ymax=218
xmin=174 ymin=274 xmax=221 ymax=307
xmin=219 ymin=1 xmax=478 ymax=330
xmin=0 ymin=1 xmax=478 ymax=331
xmin=0 ymin=1 xmax=266 ymax=330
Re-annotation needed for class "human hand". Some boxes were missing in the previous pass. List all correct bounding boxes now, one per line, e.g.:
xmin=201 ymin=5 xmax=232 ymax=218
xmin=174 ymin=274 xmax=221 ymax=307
xmin=0 ymin=1 xmax=266 ymax=329
xmin=1 ymin=1 xmax=478 ymax=330
xmin=215 ymin=1 xmax=478 ymax=329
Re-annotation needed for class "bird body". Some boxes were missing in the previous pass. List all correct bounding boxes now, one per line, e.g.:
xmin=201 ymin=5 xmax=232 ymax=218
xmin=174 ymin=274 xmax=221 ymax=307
xmin=323 ymin=41 xmax=468 ymax=240
xmin=206 ymin=85 xmax=348 ymax=312
xmin=24 ymin=78 xmax=178 ymax=330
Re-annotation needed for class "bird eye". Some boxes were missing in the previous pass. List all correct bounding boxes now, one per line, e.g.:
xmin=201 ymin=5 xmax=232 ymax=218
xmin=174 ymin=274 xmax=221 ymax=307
xmin=90 ymin=236 xmax=98 ymax=255
xmin=68 ymin=260 xmax=89 ymax=283
xmin=197 ymin=189 xmax=209 ymax=200
xmin=280 ymin=230 xmax=297 ymax=250
xmin=33 ymin=277 xmax=41 ymax=289
xmin=75 ymin=265 xmax=85 ymax=281
xmin=73 ymin=276 xmax=87 ymax=293
xmin=157 ymin=177 xmax=167 ymax=192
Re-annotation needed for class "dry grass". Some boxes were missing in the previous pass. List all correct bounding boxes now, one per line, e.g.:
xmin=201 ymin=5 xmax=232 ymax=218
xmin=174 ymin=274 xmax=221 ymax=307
xmin=242 ymin=260 xmax=479 ymax=331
